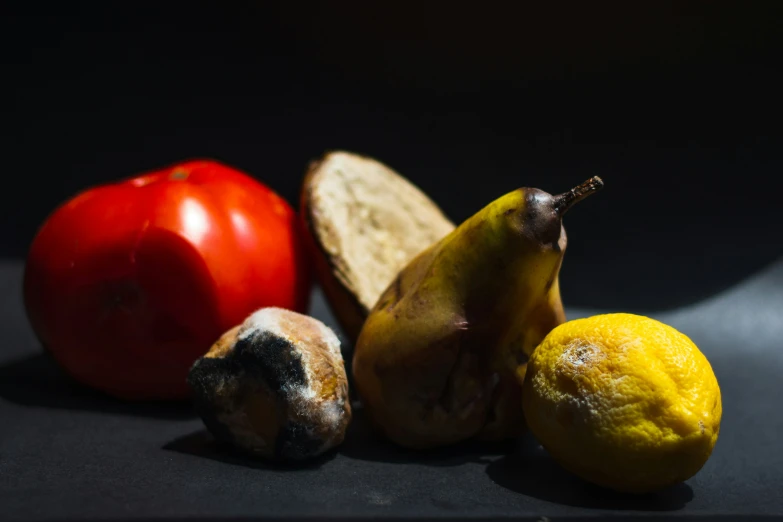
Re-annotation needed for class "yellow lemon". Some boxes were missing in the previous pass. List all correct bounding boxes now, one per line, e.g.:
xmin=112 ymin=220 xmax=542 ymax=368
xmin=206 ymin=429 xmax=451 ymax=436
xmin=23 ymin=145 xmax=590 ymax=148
xmin=521 ymin=313 xmax=722 ymax=493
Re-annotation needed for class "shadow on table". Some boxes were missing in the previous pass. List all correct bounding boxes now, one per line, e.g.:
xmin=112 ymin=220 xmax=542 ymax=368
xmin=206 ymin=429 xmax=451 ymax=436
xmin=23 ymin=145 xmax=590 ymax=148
xmin=163 ymin=404 xmax=512 ymax=470
xmin=485 ymin=434 xmax=693 ymax=511
xmin=337 ymin=404 xmax=514 ymax=466
xmin=163 ymin=429 xmax=336 ymax=470
xmin=0 ymin=353 xmax=195 ymax=420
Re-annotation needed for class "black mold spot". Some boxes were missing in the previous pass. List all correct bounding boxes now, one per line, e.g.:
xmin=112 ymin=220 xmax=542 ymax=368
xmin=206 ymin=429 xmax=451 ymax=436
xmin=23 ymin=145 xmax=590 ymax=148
xmin=187 ymin=357 xmax=245 ymax=447
xmin=186 ymin=330 xmax=316 ymax=456
xmin=276 ymin=421 xmax=324 ymax=460
xmin=235 ymin=331 xmax=307 ymax=395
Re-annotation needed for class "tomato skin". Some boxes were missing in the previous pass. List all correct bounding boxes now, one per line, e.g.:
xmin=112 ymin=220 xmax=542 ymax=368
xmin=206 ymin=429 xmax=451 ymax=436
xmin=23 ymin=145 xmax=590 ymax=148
xmin=23 ymin=159 xmax=311 ymax=400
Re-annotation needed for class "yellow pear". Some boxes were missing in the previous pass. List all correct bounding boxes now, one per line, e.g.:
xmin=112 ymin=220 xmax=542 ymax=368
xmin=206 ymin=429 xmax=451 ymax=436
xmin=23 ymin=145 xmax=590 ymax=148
xmin=352 ymin=177 xmax=603 ymax=448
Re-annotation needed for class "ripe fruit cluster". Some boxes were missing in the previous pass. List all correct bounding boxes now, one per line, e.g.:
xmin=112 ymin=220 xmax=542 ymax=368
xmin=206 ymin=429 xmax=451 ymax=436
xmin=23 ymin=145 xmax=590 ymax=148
xmin=24 ymin=151 xmax=721 ymax=493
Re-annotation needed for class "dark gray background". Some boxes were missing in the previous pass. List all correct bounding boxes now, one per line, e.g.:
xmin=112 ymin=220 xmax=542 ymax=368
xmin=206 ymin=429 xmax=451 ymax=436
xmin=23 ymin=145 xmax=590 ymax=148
xmin=2 ymin=2 xmax=783 ymax=520
xmin=2 ymin=1 xmax=782 ymax=311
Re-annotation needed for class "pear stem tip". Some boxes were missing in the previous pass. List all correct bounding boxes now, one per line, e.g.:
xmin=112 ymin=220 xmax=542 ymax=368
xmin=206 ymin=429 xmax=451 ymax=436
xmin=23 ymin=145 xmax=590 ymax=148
xmin=553 ymin=176 xmax=604 ymax=215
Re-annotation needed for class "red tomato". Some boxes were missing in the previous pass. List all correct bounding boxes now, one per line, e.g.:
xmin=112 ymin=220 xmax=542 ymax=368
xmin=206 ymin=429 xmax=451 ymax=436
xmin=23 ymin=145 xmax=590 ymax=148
xmin=23 ymin=159 xmax=311 ymax=400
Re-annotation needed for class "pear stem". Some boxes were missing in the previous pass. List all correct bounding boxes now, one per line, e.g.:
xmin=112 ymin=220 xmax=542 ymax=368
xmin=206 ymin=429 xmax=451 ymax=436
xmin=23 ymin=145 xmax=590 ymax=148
xmin=553 ymin=176 xmax=604 ymax=215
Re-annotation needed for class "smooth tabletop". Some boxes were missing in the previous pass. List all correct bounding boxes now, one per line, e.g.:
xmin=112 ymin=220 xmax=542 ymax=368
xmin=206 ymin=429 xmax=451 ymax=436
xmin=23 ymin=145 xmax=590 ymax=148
xmin=1 ymin=259 xmax=782 ymax=521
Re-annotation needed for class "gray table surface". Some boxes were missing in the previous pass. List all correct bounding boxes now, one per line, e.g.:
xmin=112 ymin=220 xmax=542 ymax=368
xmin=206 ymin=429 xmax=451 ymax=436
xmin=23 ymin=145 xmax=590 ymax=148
xmin=1 ymin=259 xmax=782 ymax=521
